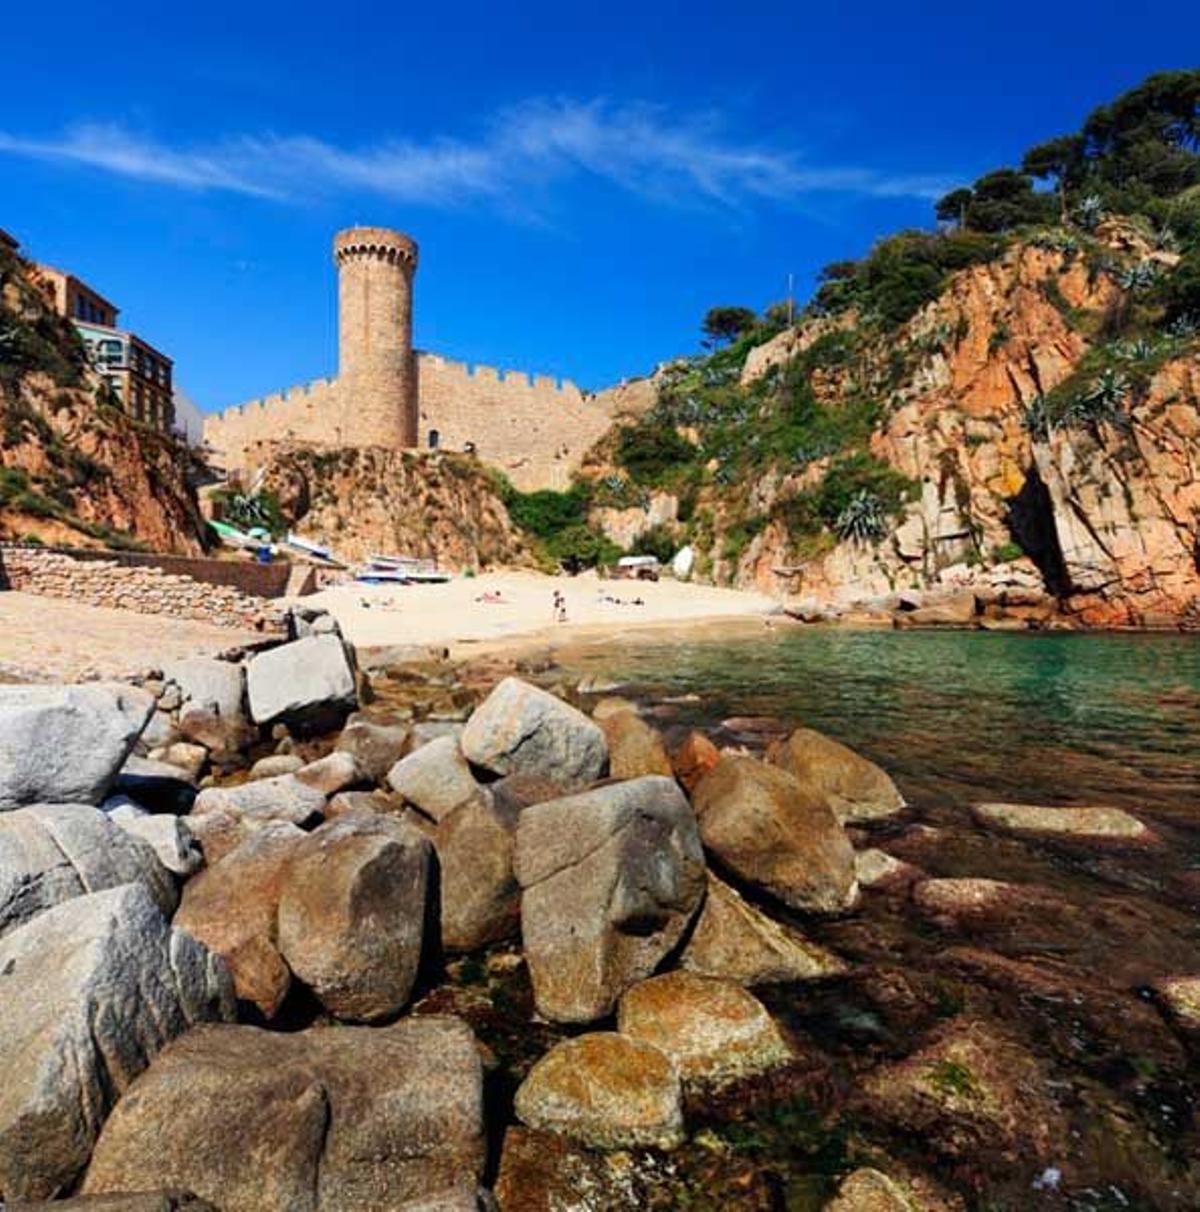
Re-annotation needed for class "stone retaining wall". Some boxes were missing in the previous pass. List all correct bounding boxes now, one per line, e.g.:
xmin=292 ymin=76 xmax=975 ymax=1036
xmin=0 ymin=547 xmax=285 ymax=632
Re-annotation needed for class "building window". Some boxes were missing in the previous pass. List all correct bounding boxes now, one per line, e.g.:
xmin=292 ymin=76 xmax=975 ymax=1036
xmin=428 ymin=429 xmax=440 ymax=449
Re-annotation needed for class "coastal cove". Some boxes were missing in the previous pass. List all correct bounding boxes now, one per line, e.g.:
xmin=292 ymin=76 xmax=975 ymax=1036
xmin=549 ymin=628 xmax=1200 ymax=821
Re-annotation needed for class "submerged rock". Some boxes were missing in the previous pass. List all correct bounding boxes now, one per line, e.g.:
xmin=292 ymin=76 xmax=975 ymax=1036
xmin=678 ymin=872 xmax=846 ymax=984
xmin=276 ymin=814 xmax=431 ymax=1021
xmin=462 ymin=677 xmax=607 ymax=788
xmin=970 ymin=801 xmax=1154 ymax=843
xmin=1152 ymin=974 xmax=1200 ymax=1037
xmin=514 ymin=775 xmax=706 ymax=1023
xmin=691 ymin=756 xmax=858 ymax=915
xmin=82 ymin=1017 xmax=484 ymax=1212
xmin=513 ymin=1033 xmax=684 ymax=1151
xmin=854 ymin=848 xmax=924 ymax=891
xmin=824 ymin=1167 xmax=919 ymax=1211
xmin=858 ymin=1018 xmax=1061 ymax=1167
xmin=766 ymin=728 xmax=905 ymax=824
xmin=174 ymin=823 xmax=305 ymax=1017
xmin=0 ymin=884 xmax=233 ymax=1201
xmin=617 ymin=971 xmax=793 ymax=1091
xmin=0 ymin=802 xmax=176 ymax=938
xmin=0 ymin=683 xmax=154 ymax=809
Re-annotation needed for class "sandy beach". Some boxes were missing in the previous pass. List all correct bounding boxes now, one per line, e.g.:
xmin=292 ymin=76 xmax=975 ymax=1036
xmin=304 ymin=570 xmax=777 ymax=660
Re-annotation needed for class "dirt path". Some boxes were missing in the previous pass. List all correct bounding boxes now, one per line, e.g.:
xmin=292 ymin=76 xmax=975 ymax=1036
xmin=0 ymin=591 xmax=262 ymax=682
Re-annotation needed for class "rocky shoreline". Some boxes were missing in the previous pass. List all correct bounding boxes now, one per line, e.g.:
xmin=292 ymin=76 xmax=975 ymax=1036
xmin=1 ymin=614 xmax=1197 ymax=1209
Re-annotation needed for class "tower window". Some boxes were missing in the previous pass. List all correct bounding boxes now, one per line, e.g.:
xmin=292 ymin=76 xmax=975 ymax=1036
xmin=428 ymin=429 xmax=440 ymax=449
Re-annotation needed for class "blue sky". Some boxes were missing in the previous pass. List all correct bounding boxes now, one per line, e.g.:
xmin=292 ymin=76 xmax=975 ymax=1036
xmin=2 ymin=3 xmax=1196 ymax=410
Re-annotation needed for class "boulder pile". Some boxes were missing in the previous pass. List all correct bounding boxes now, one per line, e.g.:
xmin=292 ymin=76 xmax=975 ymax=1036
xmin=0 ymin=613 xmax=1185 ymax=1209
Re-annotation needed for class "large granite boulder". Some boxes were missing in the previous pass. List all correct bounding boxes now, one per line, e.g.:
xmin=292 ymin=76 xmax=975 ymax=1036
xmin=0 ymin=684 xmax=154 ymax=810
xmin=691 ymin=756 xmax=858 ymax=915
xmin=276 ymin=814 xmax=432 ymax=1021
xmin=679 ymin=872 xmax=846 ymax=985
xmin=173 ymin=823 xmax=305 ymax=1017
xmin=387 ymin=735 xmax=484 ymax=822
xmin=461 ymin=677 xmax=607 ymax=788
xmin=15 ymin=1193 xmax=217 ymax=1210
xmin=514 ymin=1033 xmax=683 ymax=1151
xmin=163 ymin=658 xmax=250 ymax=753
xmin=766 ymin=728 xmax=904 ymax=824
xmin=335 ymin=712 xmax=412 ymax=782
xmin=190 ymin=773 xmax=326 ymax=830
xmin=82 ymin=1017 xmax=484 ymax=1212
xmin=514 ymin=775 xmax=706 ymax=1023
xmin=0 ymin=803 xmax=176 ymax=939
xmin=825 ymin=1168 xmax=919 ymax=1212
xmin=245 ymin=636 xmax=357 ymax=733
xmin=0 ymin=884 xmax=233 ymax=1202
xmin=435 ymin=790 xmax=522 ymax=952
xmin=598 ymin=710 xmax=673 ymax=779
xmin=105 ymin=803 xmax=203 ymax=878
xmin=617 ymin=971 xmax=793 ymax=1091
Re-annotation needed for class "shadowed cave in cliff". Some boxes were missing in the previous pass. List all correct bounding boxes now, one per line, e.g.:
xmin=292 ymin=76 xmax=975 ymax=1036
xmin=1004 ymin=464 xmax=1072 ymax=598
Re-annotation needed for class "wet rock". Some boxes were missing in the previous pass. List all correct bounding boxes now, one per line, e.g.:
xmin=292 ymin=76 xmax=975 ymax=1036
xmin=294 ymin=750 xmax=361 ymax=796
xmin=1151 ymin=975 xmax=1200 ymax=1037
xmin=276 ymin=814 xmax=431 ymax=1021
xmin=679 ymin=872 xmax=846 ymax=985
xmin=0 ymin=803 xmax=176 ymax=939
xmin=514 ymin=775 xmax=706 ymax=1022
xmin=436 ymin=790 xmax=522 ymax=952
xmin=766 ymin=728 xmax=904 ymax=824
xmin=495 ymin=1126 xmax=646 ymax=1212
xmin=598 ymin=710 xmax=674 ymax=779
xmin=387 ymin=735 xmax=484 ymax=822
xmin=0 ymin=884 xmax=233 ymax=1201
xmin=190 ymin=773 xmax=326 ymax=829
xmin=245 ymin=635 xmax=358 ymax=734
xmin=691 ymin=756 xmax=858 ymax=915
xmin=247 ymin=753 xmax=304 ymax=780
xmin=670 ymin=730 xmax=721 ymax=795
xmin=462 ymin=677 xmax=607 ymax=788
xmin=16 ymin=1193 xmax=218 ymax=1210
xmin=824 ymin=1167 xmax=919 ymax=1211
xmin=0 ymin=683 xmax=154 ymax=809
xmin=970 ymin=801 xmax=1155 ymax=844
xmin=858 ymin=1019 xmax=1061 ymax=1167
xmin=899 ymin=592 xmax=978 ymax=627
xmin=617 ymin=972 xmax=792 ymax=1091
xmin=174 ymin=823 xmax=305 ymax=1017
xmin=165 ymin=659 xmax=251 ymax=753
xmin=854 ymin=848 xmax=924 ymax=891
xmin=115 ymin=756 xmax=197 ymax=815
xmin=513 ymin=1033 xmax=684 ymax=1151
xmin=335 ymin=712 xmax=412 ymax=781
xmin=82 ymin=1016 xmax=484 ymax=1212
xmin=911 ymin=877 xmax=1076 ymax=935
xmin=106 ymin=803 xmax=203 ymax=877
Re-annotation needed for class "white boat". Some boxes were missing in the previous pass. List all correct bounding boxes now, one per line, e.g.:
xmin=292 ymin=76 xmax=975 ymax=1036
xmin=285 ymin=532 xmax=336 ymax=561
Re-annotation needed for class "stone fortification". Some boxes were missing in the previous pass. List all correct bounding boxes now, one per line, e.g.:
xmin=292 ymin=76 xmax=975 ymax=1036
xmin=0 ymin=547 xmax=283 ymax=631
xmin=203 ymin=226 xmax=624 ymax=492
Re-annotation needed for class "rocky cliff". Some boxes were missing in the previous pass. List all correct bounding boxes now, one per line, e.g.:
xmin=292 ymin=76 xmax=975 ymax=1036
xmin=0 ymin=242 xmax=208 ymax=553
xmin=257 ymin=444 xmax=532 ymax=568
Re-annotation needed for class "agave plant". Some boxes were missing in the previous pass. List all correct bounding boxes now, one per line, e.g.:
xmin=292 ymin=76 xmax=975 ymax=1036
xmin=0 ymin=321 xmax=18 ymax=358
xmin=1168 ymin=314 xmax=1200 ymax=340
xmin=1116 ymin=337 xmax=1157 ymax=362
xmin=1064 ymin=369 xmax=1132 ymax=438
xmin=1074 ymin=194 xmax=1104 ymax=232
xmin=1155 ymin=227 xmax=1181 ymax=254
xmin=835 ymin=490 xmax=888 ymax=543
xmin=1116 ymin=261 xmax=1158 ymax=292
xmin=1020 ymin=394 xmax=1053 ymax=442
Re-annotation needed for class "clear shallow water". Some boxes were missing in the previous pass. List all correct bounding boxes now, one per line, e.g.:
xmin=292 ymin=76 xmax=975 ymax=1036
xmin=559 ymin=629 xmax=1200 ymax=822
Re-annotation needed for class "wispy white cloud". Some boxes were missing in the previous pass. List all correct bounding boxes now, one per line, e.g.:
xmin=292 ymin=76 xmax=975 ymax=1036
xmin=0 ymin=99 xmax=953 ymax=214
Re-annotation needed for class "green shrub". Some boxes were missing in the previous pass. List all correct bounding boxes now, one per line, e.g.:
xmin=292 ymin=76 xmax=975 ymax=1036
xmin=615 ymin=421 xmax=698 ymax=486
xmin=630 ymin=523 xmax=678 ymax=564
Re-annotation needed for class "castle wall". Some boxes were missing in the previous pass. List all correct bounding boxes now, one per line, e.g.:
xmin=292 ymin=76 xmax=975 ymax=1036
xmin=206 ymin=357 xmax=619 ymax=492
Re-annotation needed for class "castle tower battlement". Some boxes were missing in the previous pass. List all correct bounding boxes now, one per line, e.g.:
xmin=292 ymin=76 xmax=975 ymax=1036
xmin=333 ymin=226 xmax=418 ymax=447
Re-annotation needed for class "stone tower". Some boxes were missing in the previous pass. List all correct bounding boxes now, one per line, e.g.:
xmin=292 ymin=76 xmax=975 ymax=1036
xmin=333 ymin=226 xmax=419 ymax=447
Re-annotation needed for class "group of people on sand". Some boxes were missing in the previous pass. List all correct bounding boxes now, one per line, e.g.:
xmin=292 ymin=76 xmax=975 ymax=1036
xmin=598 ymin=591 xmax=646 ymax=607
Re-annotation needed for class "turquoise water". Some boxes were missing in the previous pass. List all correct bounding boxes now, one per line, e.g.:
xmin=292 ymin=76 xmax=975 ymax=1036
xmin=559 ymin=629 xmax=1200 ymax=820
